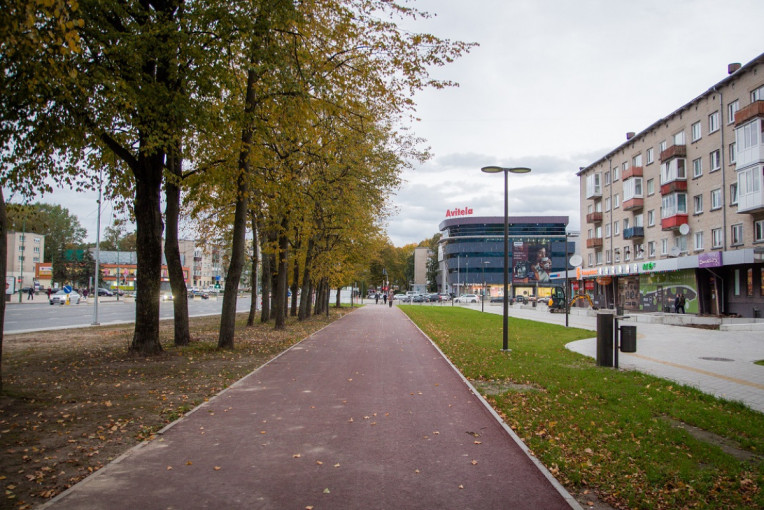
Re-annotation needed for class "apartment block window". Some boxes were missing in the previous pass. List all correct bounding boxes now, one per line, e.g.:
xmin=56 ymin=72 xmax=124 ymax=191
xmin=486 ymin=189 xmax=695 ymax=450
xmin=646 ymin=147 xmax=654 ymax=165
xmin=634 ymin=214 xmax=644 ymax=227
xmin=607 ymin=250 xmax=613 ymax=264
xmin=692 ymin=157 xmax=702 ymax=178
xmin=728 ymin=99 xmax=740 ymax=124
xmin=605 ymin=223 xmax=611 ymax=238
xmin=595 ymin=251 xmax=603 ymax=265
xmin=623 ymin=177 xmax=643 ymax=200
xmin=646 ymin=178 xmax=654 ymax=196
xmin=731 ymin=224 xmax=743 ymax=246
xmin=613 ymin=193 xmax=620 ymax=209
xmin=712 ymin=228 xmax=723 ymax=248
xmin=673 ymin=131 xmax=685 ymax=145
xmin=633 ymin=153 xmax=642 ymax=167
xmin=604 ymin=171 xmax=611 ymax=186
xmin=730 ymin=182 xmax=738 ymax=206
xmin=614 ymin=221 xmax=620 ymax=236
xmin=754 ymin=219 xmax=764 ymax=242
xmin=605 ymin=197 xmax=611 ymax=212
xmin=660 ymin=158 xmax=686 ymax=184
xmin=613 ymin=166 xmax=620 ymax=181
xmin=588 ymin=253 xmax=593 ymax=266
xmin=587 ymin=204 xmax=593 ymax=214
xmin=691 ymin=121 xmax=702 ymax=142
xmin=624 ymin=247 xmax=631 ymax=262
xmin=711 ymin=188 xmax=722 ymax=210
xmin=708 ymin=111 xmax=720 ymax=133
xmin=623 ymin=218 xmax=630 ymax=230
xmin=661 ymin=238 xmax=668 ymax=255
xmin=710 ymin=150 xmax=721 ymax=171
xmin=614 ymin=249 xmax=620 ymax=263
xmin=586 ymin=173 xmax=601 ymax=198
xmin=647 ymin=209 xmax=655 ymax=227
xmin=737 ymin=120 xmax=759 ymax=151
xmin=17 ymin=255 xmax=24 ymax=263
xmin=648 ymin=241 xmax=656 ymax=257
xmin=661 ymin=193 xmax=687 ymax=217
xmin=34 ymin=238 xmax=40 ymax=244
xmin=33 ymin=246 xmax=40 ymax=253
xmin=676 ymin=235 xmax=688 ymax=254
xmin=729 ymin=142 xmax=736 ymax=165
xmin=693 ymin=194 xmax=703 ymax=214
xmin=694 ymin=231 xmax=704 ymax=251
xmin=660 ymin=140 xmax=667 ymax=153
xmin=751 ymin=85 xmax=764 ymax=102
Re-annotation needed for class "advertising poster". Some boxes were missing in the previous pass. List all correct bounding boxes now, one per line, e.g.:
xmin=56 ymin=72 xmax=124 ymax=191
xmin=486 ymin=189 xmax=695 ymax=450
xmin=513 ymin=242 xmax=552 ymax=283
xmin=639 ymin=270 xmax=698 ymax=313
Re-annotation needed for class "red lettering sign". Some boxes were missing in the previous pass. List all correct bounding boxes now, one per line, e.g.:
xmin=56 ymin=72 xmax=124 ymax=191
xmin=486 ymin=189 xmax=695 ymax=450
xmin=445 ymin=207 xmax=474 ymax=218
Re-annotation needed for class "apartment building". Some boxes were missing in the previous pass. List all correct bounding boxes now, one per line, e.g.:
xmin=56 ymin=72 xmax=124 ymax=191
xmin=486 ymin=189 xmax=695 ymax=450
xmin=6 ymin=230 xmax=46 ymax=292
xmin=578 ymin=53 xmax=764 ymax=318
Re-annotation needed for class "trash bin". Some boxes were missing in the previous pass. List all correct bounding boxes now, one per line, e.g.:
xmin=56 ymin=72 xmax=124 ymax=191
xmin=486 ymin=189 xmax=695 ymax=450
xmin=596 ymin=312 xmax=615 ymax=367
xmin=754 ymin=308 xmax=761 ymax=319
xmin=620 ymin=325 xmax=637 ymax=353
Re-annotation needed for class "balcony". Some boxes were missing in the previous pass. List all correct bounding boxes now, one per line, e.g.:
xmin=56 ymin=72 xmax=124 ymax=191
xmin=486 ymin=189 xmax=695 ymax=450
xmin=586 ymin=237 xmax=603 ymax=249
xmin=660 ymin=179 xmax=687 ymax=195
xmin=623 ymin=227 xmax=644 ymax=240
xmin=623 ymin=197 xmax=643 ymax=211
xmin=661 ymin=215 xmax=689 ymax=231
xmin=734 ymin=100 xmax=764 ymax=125
xmin=660 ymin=144 xmax=686 ymax=162
xmin=622 ymin=166 xmax=643 ymax=180
xmin=586 ymin=211 xmax=603 ymax=223
xmin=737 ymin=166 xmax=764 ymax=213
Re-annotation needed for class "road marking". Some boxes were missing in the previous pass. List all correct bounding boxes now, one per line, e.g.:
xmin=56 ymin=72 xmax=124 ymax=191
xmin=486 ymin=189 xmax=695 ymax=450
xmin=626 ymin=353 xmax=764 ymax=390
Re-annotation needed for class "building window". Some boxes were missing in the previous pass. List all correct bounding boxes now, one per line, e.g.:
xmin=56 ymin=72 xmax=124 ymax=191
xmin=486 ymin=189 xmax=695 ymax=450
xmin=693 ymin=194 xmax=703 ymax=214
xmin=739 ymin=166 xmax=762 ymax=206
xmin=605 ymin=223 xmax=611 ymax=238
xmin=734 ymin=269 xmax=741 ymax=296
xmin=694 ymin=231 xmax=703 ymax=251
xmin=737 ymin=120 xmax=760 ymax=150
xmin=613 ymin=193 xmax=620 ymax=209
xmin=661 ymin=238 xmax=668 ymax=255
xmin=633 ymin=153 xmax=642 ymax=167
xmin=648 ymin=241 xmax=656 ymax=257
xmin=605 ymin=197 xmax=611 ymax=212
xmin=613 ymin=166 xmax=620 ymax=181
xmin=587 ymin=253 xmax=593 ymax=266
xmin=755 ymin=219 xmax=764 ymax=242
xmin=646 ymin=147 xmax=654 ymax=164
xmin=595 ymin=251 xmax=603 ymax=265
xmin=728 ymin=99 xmax=739 ymax=124
xmin=710 ymin=150 xmax=721 ymax=171
xmin=711 ymin=188 xmax=722 ymax=210
xmin=660 ymin=140 xmax=667 ymax=153
xmin=660 ymin=158 xmax=686 ymax=184
xmin=614 ymin=221 xmax=620 ymax=236
xmin=729 ymin=142 xmax=736 ymax=165
xmin=675 ymin=235 xmax=688 ymax=254
xmin=692 ymin=157 xmax=702 ymax=178
xmin=646 ymin=178 xmax=655 ymax=196
xmin=634 ymin=213 xmax=643 ymax=227
xmin=708 ymin=111 xmax=720 ymax=133
xmin=691 ymin=121 xmax=702 ymax=142
xmin=607 ymin=250 xmax=613 ymax=264
xmin=604 ymin=171 xmax=611 ymax=186
xmin=751 ymin=85 xmax=764 ymax=102
xmin=673 ymin=131 xmax=685 ymax=145
xmin=730 ymin=182 xmax=738 ymax=206
xmin=586 ymin=173 xmax=601 ymax=198
xmin=661 ymin=193 xmax=687 ymax=217
xmin=647 ymin=209 xmax=655 ymax=226
xmin=623 ymin=177 xmax=643 ymax=200
xmin=731 ymin=224 xmax=743 ymax=246
xmin=712 ymin=228 xmax=723 ymax=248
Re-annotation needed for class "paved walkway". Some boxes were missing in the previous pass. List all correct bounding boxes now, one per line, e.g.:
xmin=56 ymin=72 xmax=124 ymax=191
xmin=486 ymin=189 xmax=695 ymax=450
xmin=45 ymin=305 xmax=579 ymax=509
xmin=471 ymin=303 xmax=764 ymax=414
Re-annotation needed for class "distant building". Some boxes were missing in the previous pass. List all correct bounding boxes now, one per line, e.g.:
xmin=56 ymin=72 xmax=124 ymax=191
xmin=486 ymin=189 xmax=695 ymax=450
xmin=577 ymin=54 xmax=764 ymax=317
xmin=5 ymin=231 xmax=45 ymax=292
xmin=412 ymin=247 xmax=431 ymax=294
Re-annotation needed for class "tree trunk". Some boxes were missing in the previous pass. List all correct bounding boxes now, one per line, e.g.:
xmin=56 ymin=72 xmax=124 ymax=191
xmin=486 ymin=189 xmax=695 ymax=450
xmin=218 ymin=67 xmax=256 ymax=349
xmin=247 ymin=211 xmax=259 ymax=327
xmin=0 ymin=189 xmax=7 ymax=391
xmin=335 ymin=285 xmax=342 ymax=308
xmin=130 ymin=156 xmax=165 ymax=355
xmin=290 ymin=255 xmax=299 ymax=317
xmin=273 ymin=226 xmax=289 ymax=330
xmin=298 ymin=238 xmax=314 ymax=320
xmin=260 ymin=234 xmax=272 ymax=324
xmin=164 ymin=146 xmax=190 ymax=346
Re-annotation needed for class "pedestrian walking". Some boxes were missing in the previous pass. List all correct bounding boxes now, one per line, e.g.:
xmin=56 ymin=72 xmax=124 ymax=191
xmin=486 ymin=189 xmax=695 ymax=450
xmin=383 ymin=293 xmax=387 ymax=305
xmin=27 ymin=287 xmax=34 ymax=300
xmin=47 ymin=288 xmax=52 ymax=299
xmin=375 ymin=293 xmax=379 ymax=304
xmin=677 ymin=293 xmax=686 ymax=314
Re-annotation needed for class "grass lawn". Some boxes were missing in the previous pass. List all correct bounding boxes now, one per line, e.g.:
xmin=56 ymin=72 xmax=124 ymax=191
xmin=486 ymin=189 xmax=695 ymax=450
xmin=0 ymin=309 xmax=351 ymax=509
xmin=401 ymin=306 xmax=763 ymax=510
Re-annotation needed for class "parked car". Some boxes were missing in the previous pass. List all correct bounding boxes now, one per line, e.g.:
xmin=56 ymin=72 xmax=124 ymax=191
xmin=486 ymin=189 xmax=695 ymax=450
xmin=411 ymin=294 xmax=425 ymax=303
xmin=393 ymin=294 xmax=407 ymax=301
xmin=97 ymin=288 xmax=113 ymax=296
xmin=424 ymin=293 xmax=440 ymax=302
xmin=50 ymin=290 xmax=81 ymax=305
xmin=454 ymin=294 xmax=480 ymax=303
xmin=189 ymin=289 xmax=209 ymax=299
xmin=490 ymin=295 xmax=510 ymax=304
xmin=437 ymin=293 xmax=452 ymax=302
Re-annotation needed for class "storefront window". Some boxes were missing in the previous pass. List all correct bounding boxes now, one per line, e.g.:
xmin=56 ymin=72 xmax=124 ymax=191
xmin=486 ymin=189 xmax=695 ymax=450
xmin=748 ymin=268 xmax=754 ymax=297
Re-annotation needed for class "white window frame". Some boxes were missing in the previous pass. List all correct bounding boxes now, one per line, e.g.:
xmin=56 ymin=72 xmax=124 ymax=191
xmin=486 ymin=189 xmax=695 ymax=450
xmin=728 ymin=99 xmax=740 ymax=124
xmin=691 ymin=121 xmax=702 ymax=142
xmin=614 ymin=221 xmax=620 ymax=236
xmin=648 ymin=241 xmax=656 ymax=257
xmin=647 ymin=209 xmax=655 ymax=227
xmin=661 ymin=192 xmax=687 ymax=218
xmin=712 ymin=228 xmax=723 ymax=248
xmin=613 ymin=166 xmax=620 ymax=182
xmin=711 ymin=188 xmax=722 ymax=210
xmin=646 ymin=178 xmax=654 ymax=196
xmin=730 ymin=182 xmax=738 ymax=206
xmin=661 ymin=238 xmax=668 ymax=255
xmin=623 ymin=177 xmax=643 ymax=201
xmin=595 ymin=251 xmax=603 ymax=265
xmin=693 ymin=194 xmax=703 ymax=214
xmin=632 ymin=154 xmax=643 ymax=167
xmin=731 ymin=224 xmax=743 ymax=246
xmin=673 ymin=131 xmax=685 ymax=145
xmin=692 ymin=157 xmax=702 ymax=178
xmin=588 ymin=253 xmax=593 ymax=266
xmin=729 ymin=142 xmax=736 ymax=165
xmin=755 ymin=219 xmax=764 ymax=242
xmin=751 ymin=85 xmax=764 ymax=102
xmin=606 ymin=250 xmax=612 ymax=264
xmin=660 ymin=158 xmax=686 ymax=184
xmin=694 ymin=231 xmax=703 ymax=251
xmin=710 ymin=150 xmax=721 ymax=171
xmin=604 ymin=197 xmax=611 ymax=212
xmin=586 ymin=173 xmax=602 ymax=198
xmin=708 ymin=111 xmax=720 ymax=133
xmin=646 ymin=147 xmax=654 ymax=165
xmin=605 ymin=223 xmax=611 ymax=238
xmin=613 ymin=193 xmax=620 ymax=209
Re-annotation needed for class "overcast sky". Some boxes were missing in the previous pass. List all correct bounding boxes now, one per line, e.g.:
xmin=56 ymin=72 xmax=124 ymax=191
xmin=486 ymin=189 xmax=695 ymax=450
xmin=19 ymin=0 xmax=764 ymax=246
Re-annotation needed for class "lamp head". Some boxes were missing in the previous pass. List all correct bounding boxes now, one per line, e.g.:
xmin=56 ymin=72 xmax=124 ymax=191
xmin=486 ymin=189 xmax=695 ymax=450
xmin=481 ymin=166 xmax=532 ymax=174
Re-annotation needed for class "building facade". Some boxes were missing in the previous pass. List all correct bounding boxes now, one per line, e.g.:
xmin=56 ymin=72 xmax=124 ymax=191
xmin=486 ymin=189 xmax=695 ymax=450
xmin=438 ymin=216 xmax=573 ymax=301
xmin=578 ymin=54 xmax=764 ymax=317
xmin=6 ymin=230 xmax=45 ymax=292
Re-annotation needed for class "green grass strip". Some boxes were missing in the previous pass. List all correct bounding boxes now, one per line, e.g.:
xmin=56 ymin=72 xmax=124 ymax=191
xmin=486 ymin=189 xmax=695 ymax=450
xmin=402 ymin=306 xmax=763 ymax=509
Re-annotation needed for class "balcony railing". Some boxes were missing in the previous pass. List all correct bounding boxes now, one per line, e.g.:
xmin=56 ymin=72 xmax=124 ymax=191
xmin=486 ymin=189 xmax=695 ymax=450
xmin=660 ymin=144 xmax=686 ymax=162
xmin=586 ymin=211 xmax=603 ymax=223
xmin=586 ymin=237 xmax=603 ymax=248
xmin=623 ymin=227 xmax=644 ymax=240
xmin=661 ymin=215 xmax=689 ymax=231
xmin=734 ymin=100 xmax=764 ymax=125
xmin=622 ymin=166 xmax=643 ymax=180
xmin=623 ymin=198 xmax=644 ymax=211
xmin=660 ymin=180 xmax=688 ymax=195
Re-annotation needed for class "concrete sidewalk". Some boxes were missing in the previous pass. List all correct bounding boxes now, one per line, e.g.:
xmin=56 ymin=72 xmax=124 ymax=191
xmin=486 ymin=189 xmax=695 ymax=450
xmin=45 ymin=305 xmax=580 ymax=509
xmin=471 ymin=303 xmax=764 ymax=414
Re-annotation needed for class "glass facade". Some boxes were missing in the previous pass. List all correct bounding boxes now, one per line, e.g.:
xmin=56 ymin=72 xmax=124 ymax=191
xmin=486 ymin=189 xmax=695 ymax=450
xmin=438 ymin=216 xmax=572 ymax=298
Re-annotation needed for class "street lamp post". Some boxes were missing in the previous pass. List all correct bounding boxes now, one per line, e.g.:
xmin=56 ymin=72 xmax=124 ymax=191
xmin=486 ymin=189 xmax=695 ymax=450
xmin=481 ymin=166 xmax=532 ymax=351
xmin=482 ymin=260 xmax=490 ymax=312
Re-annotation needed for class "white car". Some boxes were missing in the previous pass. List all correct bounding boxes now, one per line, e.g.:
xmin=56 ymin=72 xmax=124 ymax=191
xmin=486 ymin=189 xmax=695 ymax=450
xmin=49 ymin=290 xmax=81 ymax=305
xmin=454 ymin=294 xmax=480 ymax=303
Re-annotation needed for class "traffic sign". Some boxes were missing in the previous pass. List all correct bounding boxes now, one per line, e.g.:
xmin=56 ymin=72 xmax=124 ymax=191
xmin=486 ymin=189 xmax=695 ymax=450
xmin=63 ymin=285 xmax=73 ymax=294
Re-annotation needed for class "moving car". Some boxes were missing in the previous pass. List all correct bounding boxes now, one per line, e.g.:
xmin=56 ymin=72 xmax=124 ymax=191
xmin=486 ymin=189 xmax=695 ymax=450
xmin=454 ymin=294 xmax=480 ymax=303
xmin=161 ymin=291 xmax=174 ymax=301
xmin=97 ymin=288 xmax=114 ymax=296
xmin=50 ymin=290 xmax=81 ymax=305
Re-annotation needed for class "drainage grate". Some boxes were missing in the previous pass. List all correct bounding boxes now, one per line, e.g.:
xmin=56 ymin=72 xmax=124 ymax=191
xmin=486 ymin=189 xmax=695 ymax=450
xmin=699 ymin=357 xmax=734 ymax=362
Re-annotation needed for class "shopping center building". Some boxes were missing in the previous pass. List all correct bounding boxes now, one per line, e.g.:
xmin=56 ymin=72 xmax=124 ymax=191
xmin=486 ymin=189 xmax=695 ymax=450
xmin=437 ymin=215 xmax=574 ymax=301
xmin=577 ymin=53 xmax=764 ymax=317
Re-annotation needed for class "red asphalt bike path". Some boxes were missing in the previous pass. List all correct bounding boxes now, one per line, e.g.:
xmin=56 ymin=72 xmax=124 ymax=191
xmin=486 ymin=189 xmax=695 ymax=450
xmin=45 ymin=305 xmax=579 ymax=509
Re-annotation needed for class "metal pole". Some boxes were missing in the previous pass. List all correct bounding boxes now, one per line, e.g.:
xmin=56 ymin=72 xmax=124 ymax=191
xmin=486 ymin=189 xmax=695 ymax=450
xmin=502 ymin=170 xmax=509 ymax=351
xmin=92 ymin=167 xmax=102 ymax=325
xmin=565 ymin=232 xmax=569 ymax=328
